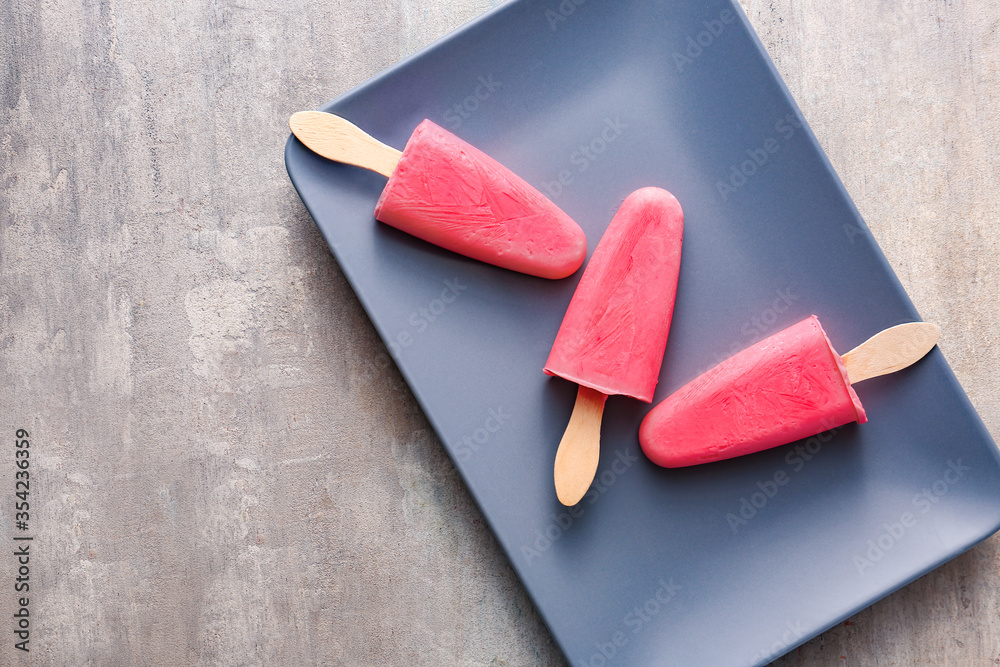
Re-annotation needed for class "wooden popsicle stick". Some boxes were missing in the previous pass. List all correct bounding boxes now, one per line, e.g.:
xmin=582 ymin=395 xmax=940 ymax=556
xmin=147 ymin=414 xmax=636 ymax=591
xmin=289 ymin=111 xmax=402 ymax=178
xmin=841 ymin=322 xmax=941 ymax=384
xmin=553 ymin=386 xmax=608 ymax=506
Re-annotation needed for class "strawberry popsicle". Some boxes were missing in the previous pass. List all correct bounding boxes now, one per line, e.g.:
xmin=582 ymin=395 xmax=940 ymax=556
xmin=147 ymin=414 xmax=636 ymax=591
xmin=545 ymin=187 xmax=684 ymax=400
xmin=639 ymin=315 xmax=867 ymax=468
xmin=547 ymin=187 xmax=684 ymax=505
xmin=290 ymin=111 xmax=587 ymax=279
xmin=374 ymin=120 xmax=587 ymax=279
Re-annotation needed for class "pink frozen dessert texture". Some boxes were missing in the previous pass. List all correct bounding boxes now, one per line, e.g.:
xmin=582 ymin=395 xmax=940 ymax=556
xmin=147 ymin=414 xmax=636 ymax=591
xmin=544 ymin=187 xmax=684 ymax=402
xmin=640 ymin=315 xmax=867 ymax=468
xmin=374 ymin=119 xmax=587 ymax=279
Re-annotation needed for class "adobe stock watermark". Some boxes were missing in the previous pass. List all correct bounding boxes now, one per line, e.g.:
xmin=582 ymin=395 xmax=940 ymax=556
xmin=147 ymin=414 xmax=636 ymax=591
xmin=541 ymin=117 xmax=628 ymax=201
xmin=672 ymin=7 xmax=738 ymax=73
xmin=843 ymin=222 xmax=866 ymax=244
xmin=716 ymin=113 xmax=804 ymax=201
xmin=883 ymin=1 xmax=936 ymax=37
xmin=543 ymin=0 xmax=587 ymax=31
xmin=442 ymin=75 xmax=502 ymax=130
xmin=691 ymin=286 xmax=800 ymax=378
xmin=583 ymin=577 xmax=682 ymax=667
xmin=725 ymin=422 xmax=845 ymax=534
xmin=749 ymin=619 xmax=808 ymax=665
xmin=521 ymin=447 xmax=640 ymax=565
xmin=852 ymin=459 xmax=971 ymax=575
xmin=356 ymin=350 xmax=409 ymax=397
xmin=387 ymin=277 xmax=467 ymax=357
xmin=454 ymin=407 xmax=512 ymax=462
xmin=355 ymin=279 xmax=468 ymax=396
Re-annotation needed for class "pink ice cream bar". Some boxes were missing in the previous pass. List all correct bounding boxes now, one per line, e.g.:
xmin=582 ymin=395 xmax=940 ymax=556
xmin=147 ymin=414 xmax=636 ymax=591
xmin=544 ymin=187 xmax=684 ymax=402
xmin=374 ymin=120 xmax=587 ymax=280
xmin=639 ymin=315 xmax=867 ymax=468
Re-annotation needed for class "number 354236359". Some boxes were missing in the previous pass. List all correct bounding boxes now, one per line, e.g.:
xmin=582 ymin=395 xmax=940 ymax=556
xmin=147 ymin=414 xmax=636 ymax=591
xmin=15 ymin=429 xmax=29 ymax=525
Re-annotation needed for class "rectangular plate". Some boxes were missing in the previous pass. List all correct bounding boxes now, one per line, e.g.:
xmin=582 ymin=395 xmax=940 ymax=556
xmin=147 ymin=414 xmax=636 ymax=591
xmin=284 ymin=1 xmax=1000 ymax=664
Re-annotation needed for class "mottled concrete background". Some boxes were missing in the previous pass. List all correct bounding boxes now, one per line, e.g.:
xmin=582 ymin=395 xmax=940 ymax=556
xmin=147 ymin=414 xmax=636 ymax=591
xmin=1 ymin=0 xmax=999 ymax=665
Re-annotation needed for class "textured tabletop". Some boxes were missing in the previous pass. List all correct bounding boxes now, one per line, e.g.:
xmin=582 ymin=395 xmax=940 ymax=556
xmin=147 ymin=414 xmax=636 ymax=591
xmin=2 ymin=1 xmax=999 ymax=665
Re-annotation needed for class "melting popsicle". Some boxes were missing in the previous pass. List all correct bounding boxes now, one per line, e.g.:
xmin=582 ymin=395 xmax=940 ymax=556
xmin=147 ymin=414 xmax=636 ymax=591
xmin=639 ymin=316 xmax=940 ymax=468
xmin=289 ymin=112 xmax=587 ymax=279
xmin=546 ymin=187 xmax=684 ymax=505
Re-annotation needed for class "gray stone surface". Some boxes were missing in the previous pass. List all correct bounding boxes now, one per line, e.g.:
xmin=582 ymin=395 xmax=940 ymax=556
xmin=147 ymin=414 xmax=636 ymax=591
xmin=1 ymin=0 xmax=998 ymax=665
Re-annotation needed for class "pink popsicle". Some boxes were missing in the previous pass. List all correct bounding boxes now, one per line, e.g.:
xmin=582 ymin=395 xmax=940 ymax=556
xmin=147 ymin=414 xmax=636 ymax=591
xmin=547 ymin=187 xmax=684 ymax=506
xmin=639 ymin=315 xmax=867 ymax=468
xmin=374 ymin=120 xmax=587 ymax=279
xmin=544 ymin=187 xmax=684 ymax=402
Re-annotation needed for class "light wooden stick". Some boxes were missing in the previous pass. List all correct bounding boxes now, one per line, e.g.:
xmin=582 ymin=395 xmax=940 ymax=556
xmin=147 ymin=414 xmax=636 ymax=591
xmin=289 ymin=111 xmax=402 ymax=178
xmin=553 ymin=386 xmax=608 ymax=506
xmin=841 ymin=322 xmax=940 ymax=384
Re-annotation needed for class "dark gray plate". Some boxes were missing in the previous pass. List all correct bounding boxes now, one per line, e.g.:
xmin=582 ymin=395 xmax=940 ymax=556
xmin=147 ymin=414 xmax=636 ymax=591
xmin=284 ymin=1 xmax=1000 ymax=664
